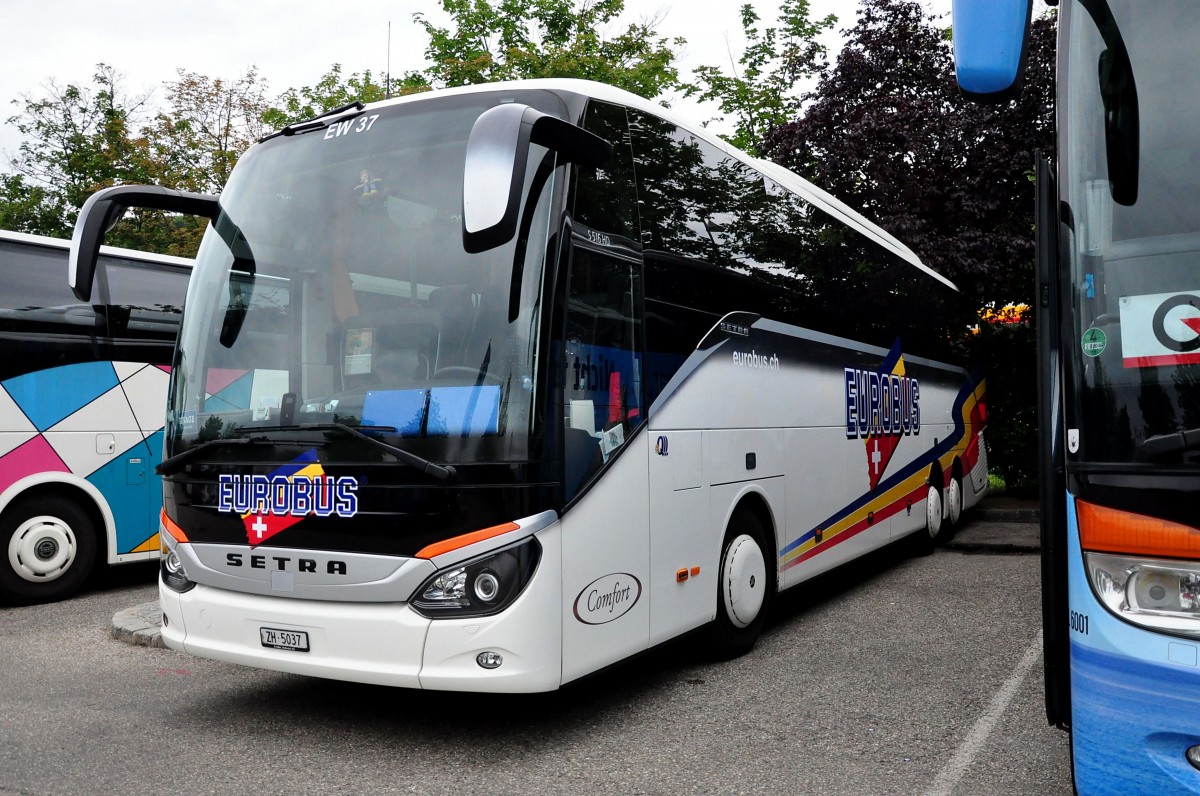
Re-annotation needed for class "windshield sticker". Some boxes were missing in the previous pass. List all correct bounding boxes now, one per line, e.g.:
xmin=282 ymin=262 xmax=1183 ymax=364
xmin=1081 ymin=327 xmax=1107 ymax=358
xmin=1119 ymin=292 xmax=1200 ymax=368
xmin=217 ymin=449 xmax=359 ymax=546
xmin=844 ymin=339 xmax=920 ymax=492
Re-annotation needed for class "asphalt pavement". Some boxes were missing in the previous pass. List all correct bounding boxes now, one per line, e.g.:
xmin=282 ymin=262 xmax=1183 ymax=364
xmin=111 ymin=494 xmax=1040 ymax=647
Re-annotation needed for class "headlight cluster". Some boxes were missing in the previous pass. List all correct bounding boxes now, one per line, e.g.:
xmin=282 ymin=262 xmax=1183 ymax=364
xmin=1086 ymin=552 xmax=1200 ymax=636
xmin=411 ymin=537 xmax=540 ymax=619
xmin=160 ymin=545 xmax=196 ymax=593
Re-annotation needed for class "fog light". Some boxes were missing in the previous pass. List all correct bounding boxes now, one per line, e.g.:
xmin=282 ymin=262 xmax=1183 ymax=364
xmin=477 ymin=651 xmax=503 ymax=669
xmin=1187 ymin=745 xmax=1200 ymax=771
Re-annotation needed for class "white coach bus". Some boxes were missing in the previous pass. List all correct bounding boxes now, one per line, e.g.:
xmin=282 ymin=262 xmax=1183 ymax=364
xmin=69 ymin=80 xmax=988 ymax=691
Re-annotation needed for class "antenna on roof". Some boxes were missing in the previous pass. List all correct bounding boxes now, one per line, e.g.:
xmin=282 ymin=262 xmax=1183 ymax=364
xmin=386 ymin=21 xmax=392 ymax=99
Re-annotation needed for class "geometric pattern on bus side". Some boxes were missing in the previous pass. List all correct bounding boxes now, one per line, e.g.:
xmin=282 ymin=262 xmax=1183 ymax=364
xmin=84 ymin=437 xmax=154 ymax=554
xmin=42 ymin=380 xmax=144 ymax=479
xmin=0 ymin=435 xmax=69 ymax=495
xmin=1 ymin=360 xmax=120 ymax=431
xmin=116 ymin=363 xmax=172 ymax=436
xmin=0 ymin=383 xmax=37 ymax=457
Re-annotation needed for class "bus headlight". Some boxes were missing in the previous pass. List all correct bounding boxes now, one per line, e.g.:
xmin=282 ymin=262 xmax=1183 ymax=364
xmin=160 ymin=547 xmax=196 ymax=593
xmin=1086 ymin=552 xmax=1200 ymax=634
xmin=411 ymin=537 xmax=540 ymax=619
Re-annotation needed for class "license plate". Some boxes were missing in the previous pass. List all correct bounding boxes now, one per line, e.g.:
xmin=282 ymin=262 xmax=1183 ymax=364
xmin=260 ymin=627 xmax=309 ymax=652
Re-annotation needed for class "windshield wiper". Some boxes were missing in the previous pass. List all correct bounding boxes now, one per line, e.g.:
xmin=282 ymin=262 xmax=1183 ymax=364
xmin=263 ymin=423 xmax=458 ymax=481
xmin=1142 ymin=429 xmax=1200 ymax=459
xmin=156 ymin=435 xmax=324 ymax=477
xmin=260 ymin=101 xmax=365 ymax=142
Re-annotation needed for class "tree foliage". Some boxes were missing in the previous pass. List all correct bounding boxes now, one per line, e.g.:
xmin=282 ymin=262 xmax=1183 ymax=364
xmin=146 ymin=68 xmax=269 ymax=194
xmin=685 ymin=0 xmax=836 ymax=155
xmin=2 ymin=64 xmax=155 ymax=238
xmin=762 ymin=0 xmax=1055 ymax=308
xmin=416 ymin=0 xmax=685 ymax=98
xmin=263 ymin=64 xmax=413 ymax=129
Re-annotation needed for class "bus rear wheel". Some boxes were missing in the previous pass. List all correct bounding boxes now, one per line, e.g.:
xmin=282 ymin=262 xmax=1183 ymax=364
xmin=0 ymin=496 xmax=97 ymax=605
xmin=708 ymin=510 xmax=773 ymax=659
xmin=946 ymin=472 xmax=964 ymax=527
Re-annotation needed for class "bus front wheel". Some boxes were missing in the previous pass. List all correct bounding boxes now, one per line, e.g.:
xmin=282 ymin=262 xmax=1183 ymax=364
xmin=708 ymin=510 xmax=773 ymax=659
xmin=0 ymin=495 xmax=97 ymax=605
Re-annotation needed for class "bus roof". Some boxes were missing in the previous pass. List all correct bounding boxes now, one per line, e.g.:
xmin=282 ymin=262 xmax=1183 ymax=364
xmin=0 ymin=228 xmax=194 ymax=268
xmin=348 ymin=78 xmax=957 ymax=293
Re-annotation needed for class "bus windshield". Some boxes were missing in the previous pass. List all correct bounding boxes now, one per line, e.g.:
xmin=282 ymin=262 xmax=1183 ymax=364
xmin=168 ymin=91 xmax=564 ymax=469
xmin=1064 ymin=0 xmax=1200 ymax=465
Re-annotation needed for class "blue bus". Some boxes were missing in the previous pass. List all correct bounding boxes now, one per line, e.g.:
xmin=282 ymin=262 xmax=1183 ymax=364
xmin=954 ymin=1 xmax=1200 ymax=792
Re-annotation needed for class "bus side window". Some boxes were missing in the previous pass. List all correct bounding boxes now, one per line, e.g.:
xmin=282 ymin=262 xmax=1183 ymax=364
xmin=0 ymin=239 xmax=107 ymax=381
xmin=563 ymin=245 xmax=643 ymax=500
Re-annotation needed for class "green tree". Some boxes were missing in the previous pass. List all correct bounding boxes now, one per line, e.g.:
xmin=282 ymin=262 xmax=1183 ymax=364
xmin=3 ymin=64 xmax=154 ymax=238
xmin=684 ymin=0 xmax=836 ymax=155
xmin=263 ymin=64 xmax=409 ymax=129
xmin=146 ymin=67 xmax=269 ymax=194
xmin=416 ymin=0 xmax=685 ymax=98
xmin=0 ymin=173 xmax=65 ymax=234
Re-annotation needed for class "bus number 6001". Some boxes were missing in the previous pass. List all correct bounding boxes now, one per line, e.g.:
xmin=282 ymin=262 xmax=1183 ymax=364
xmin=1070 ymin=610 xmax=1089 ymax=635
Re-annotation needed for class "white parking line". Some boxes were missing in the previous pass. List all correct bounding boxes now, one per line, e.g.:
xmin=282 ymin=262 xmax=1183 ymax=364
xmin=924 ymin=629 xmax=1045 ymax=796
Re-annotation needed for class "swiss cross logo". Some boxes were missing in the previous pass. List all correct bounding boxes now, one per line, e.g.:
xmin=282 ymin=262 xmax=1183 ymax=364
xmin=844 ymin=340 xmax=921 ymax=492
xmin=216 ymin=450 xmax=360 ymax=547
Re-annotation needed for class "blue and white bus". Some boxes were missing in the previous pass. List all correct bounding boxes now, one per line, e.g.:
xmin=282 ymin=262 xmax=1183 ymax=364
xmin=955 ymin=1 xmax=1200 ymax=791
xmin=70 ymin=80 xmax=987 ymax=691
xmin=0 ymin=230 xmax=190 ymax=604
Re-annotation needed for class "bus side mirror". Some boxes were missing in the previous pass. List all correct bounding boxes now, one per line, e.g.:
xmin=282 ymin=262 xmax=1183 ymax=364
xmin=462 ymin=103 xmax=612 ymax=254
xmin=70 ymin=185 xmax=219 ymax=302
xmin=951 ymin=0 xmax=1033 ymax=101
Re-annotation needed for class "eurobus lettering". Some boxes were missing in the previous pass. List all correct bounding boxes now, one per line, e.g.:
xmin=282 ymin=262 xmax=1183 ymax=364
xmin=70 ymin=79 xmax=987 ymax=692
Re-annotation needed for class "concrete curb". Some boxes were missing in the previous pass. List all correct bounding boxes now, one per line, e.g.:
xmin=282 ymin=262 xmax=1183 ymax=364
xmin=111 ymin=602 xmax=166 ymax=649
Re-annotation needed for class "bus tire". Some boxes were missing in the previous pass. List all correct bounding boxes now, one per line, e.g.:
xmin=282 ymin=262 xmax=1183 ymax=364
xmin=910 ymin=482 xmax=944 ymax=557
xmin=708 ymin=510 xmax=773 ymax=659
xmin=0 ymin=495 xmax=97 ymax=605
xmin=946 ymin=470 xmax=964 ymax=527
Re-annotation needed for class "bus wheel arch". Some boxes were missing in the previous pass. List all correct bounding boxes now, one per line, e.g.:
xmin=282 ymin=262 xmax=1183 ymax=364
xmin=708 ymin=494 xmax=777 ymax=659
xmin=0 ymin=484 xmax=103 ymax=605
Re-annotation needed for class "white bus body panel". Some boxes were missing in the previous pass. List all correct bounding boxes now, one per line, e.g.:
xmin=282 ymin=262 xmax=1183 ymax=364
xmin=560 ymin=433 xmax=651 ymax=685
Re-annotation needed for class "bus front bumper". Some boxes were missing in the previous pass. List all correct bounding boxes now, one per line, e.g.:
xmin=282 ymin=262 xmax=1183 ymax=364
xmin=159 ymin=566 xmax=562 ymax=693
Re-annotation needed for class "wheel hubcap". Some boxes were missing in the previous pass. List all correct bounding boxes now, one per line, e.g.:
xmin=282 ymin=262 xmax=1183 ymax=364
xmin=723 ymin=534 xmax=766 ymax=628
xmin=948 ymin=479 xmax=962 ymax=525
xmin=8 ymin=516 xmax=76 ymax=583
xmin=926 ymin=486 xmax=943 ymax=539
